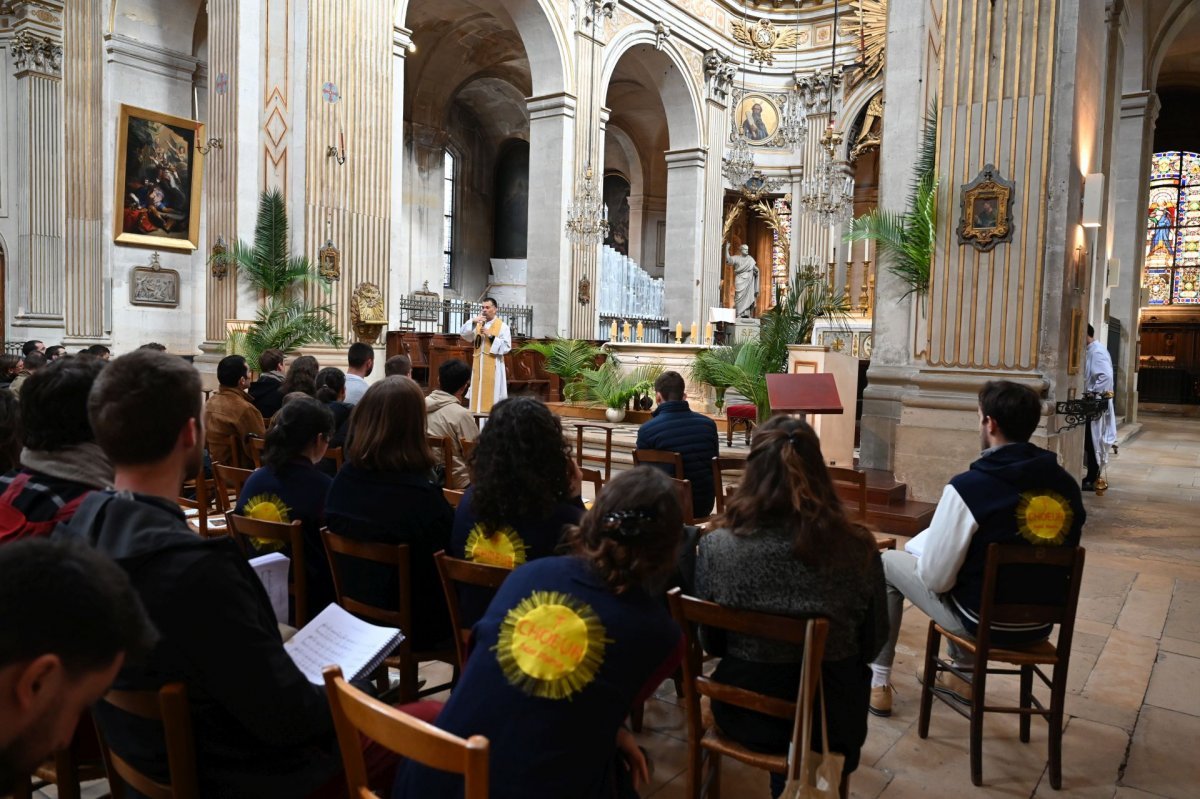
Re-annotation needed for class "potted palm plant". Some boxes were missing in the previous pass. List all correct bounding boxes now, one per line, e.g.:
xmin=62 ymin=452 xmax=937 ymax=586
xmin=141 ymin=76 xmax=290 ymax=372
xmin=564 ymin=358 xmax=662 ymax=422
xmin=210 ymin=189 xmax=342 ymax=370
xmin=517 ymin=337 xmax=604 ymax=401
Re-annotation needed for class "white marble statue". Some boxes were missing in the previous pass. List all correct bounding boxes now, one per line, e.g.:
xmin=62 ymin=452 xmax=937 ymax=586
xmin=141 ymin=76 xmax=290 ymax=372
xmin=725 ymin=243 xmax=760 ymax=318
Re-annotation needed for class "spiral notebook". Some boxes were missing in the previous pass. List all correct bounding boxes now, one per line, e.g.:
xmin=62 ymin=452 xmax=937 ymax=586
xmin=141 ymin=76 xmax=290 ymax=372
xmin=284 ymin=603 xmax=405 ymax=685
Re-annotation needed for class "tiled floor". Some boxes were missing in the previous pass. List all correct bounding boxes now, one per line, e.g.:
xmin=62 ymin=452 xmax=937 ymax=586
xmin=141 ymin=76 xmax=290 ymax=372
xmin=30 ymin=412 xmax=1200 ymax=798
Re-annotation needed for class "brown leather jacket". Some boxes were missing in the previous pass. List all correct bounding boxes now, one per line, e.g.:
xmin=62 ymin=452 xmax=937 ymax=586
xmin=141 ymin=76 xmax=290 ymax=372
xmin=204 ymin=386 xmax=265 ymax=468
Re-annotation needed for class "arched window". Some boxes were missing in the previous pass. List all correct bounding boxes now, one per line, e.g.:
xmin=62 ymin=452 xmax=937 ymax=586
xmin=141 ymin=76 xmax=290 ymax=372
xmin=443 ymin=150 xmax=456 ymax=288
xmin=1144 ymin=151 xmax=1200 ymax=305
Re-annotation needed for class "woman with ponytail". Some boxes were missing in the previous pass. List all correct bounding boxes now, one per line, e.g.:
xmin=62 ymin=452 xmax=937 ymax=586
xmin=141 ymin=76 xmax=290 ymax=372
xmin=314 ymin=366 xmax=352 ymax=449
xmin=695 ymin=415 xmax=888 ymax=798
xmin=394 ymin=466 xmax=684 ymax=799
xmin=235 ymin=395 xmax=336 ymax=612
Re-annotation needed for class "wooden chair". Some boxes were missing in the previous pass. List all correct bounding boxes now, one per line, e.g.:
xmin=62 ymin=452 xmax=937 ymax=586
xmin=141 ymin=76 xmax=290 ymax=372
xmin=433 ymin=551 xmax=512 ymax=670
xmin=10 ymin=718 xmax=107 ymax=799
xmin=633 ymin=448 xmax=685 ymax=478
xmin=320 ymin=529 xmax=455 ymax=702
xmin=670 ymin=477 xmax=703 ymax=526
xmin=460 ymin=437 xmax=477 ymax=464
xmin=95 ymin=683 xmax=199 ymax=799
xmin=443 ymin=488 xmax=465 ymax=508
xmin=323 ymin=665 xmax=489 ymax=799
xmin=177 ymin=464 xmax=217 ymax=538
xmin=667 ymin=589 xmax=831 ymax=799
xmin=579 ymin=466 xmax=605 ymax=503
xmin=427 ymin=435 xmax=457 ymax=488
xmin=710 ymin=456 xmax=746 ymax=515
xmin=247 ymin=435 xmax=266 ymax=469
xmin=323 ymin=446 xmax=345 ymax=472
xmin=210 ymin=463 xmax=253 ymax=514
xmin=225 ymin=513 xmax=307 ymax=625
xmin=918 ymin=544 xmax=1087 ymax=789
xmin=574 ymin=421 xmax=615 ymax=481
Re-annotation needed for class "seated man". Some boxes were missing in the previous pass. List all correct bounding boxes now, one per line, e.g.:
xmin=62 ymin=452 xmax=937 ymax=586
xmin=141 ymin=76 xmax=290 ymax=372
xmin=0 ymin=538 xmax=157 ymax=787
xmin=343 ymin=342 xmax=374 ymax=405
xmin=635 ymin=370 xmax=719 ymax=518
xmin=248 ymin=348 xmax=287 ymax=419
xmin=384 ymin=354 xmax=412 ymax=378
xmin=204 ymin=354 xmax=265 ymax=469
xmin=425 ymin=359 xmax=478 ymax=488
xmin=0 ymin=358 xmax=111 ymax=544
xmin=20 ymin=340 xmax=44 ymax=358
xmin=59 ymin=349 xmax=341 ymax=796
xmin=868 ymin=380 xmax=1085 ymax=716
xmin=8 ymin=351 xmax=45 ymax=395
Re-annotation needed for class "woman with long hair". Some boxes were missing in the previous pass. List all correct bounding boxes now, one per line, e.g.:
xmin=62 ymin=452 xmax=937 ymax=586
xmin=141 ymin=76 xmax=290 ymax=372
xmin=450 ymin=396 xmax=583 ymax=622
xmin=695 ymin=415 xmax=887 ymax=799
xmin=325 ymin=377 xmax=453 ymax=649
xmin=235 ymin=395 xmax=336 ymax=612
xmin=314 ymin=366 xmax=351 ymax=448
xmin=280 ymin=354 xmax=319 ymax=398
xmin=394 ymin=466 xmax=684 ymax=799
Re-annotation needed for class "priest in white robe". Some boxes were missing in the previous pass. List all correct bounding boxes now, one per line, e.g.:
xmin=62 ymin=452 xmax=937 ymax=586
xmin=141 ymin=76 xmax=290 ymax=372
xmin=459 ymin=296 xmax=511 ymax=413
xmin=1083 ymin=323 xmax=1117 ymax=490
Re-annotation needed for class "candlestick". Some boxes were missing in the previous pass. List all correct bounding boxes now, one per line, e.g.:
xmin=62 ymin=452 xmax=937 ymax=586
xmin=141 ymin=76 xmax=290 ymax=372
xmin=827 ymin=261 xmax=836 ymax=293
xmin=859 ymin=260 xmax=871 ymax=316
xmin=705 ymin=322 xmax=713 ymax=345
xmin=339 ymin=129 xmax=345 ymax=153
xmin=844 ymin=263 xmax=853 ymax=310
xmin=675 ymin=322 xmax=683 ymax=344
xmin=610 ymin=320 xmax=618 ymax=341
xmin=867 ymin=269 xmax=876 ymax=316
xmin=690 ymin=322 xmax=698 ymax=343
xmin=636 ymin=321 xmax=644 ymax=342
xmin=622 ymin=321 xmax=631 ymax=342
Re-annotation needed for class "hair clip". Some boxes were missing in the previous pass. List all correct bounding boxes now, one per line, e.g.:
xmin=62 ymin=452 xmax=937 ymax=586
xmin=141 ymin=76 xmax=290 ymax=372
xmin=599 ymin=509 xmax=655 ymax=539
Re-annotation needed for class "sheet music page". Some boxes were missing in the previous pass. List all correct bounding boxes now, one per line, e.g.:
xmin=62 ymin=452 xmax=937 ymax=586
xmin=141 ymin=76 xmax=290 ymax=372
xmin=248 ymin=552 xmax=290 ymax=625
xmin=284 ymin=603 xmax=403 ymax=685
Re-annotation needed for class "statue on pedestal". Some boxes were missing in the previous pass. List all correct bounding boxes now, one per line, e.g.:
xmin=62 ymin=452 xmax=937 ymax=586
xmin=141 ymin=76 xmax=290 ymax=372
xmin=724 ymin=243 xmax=760 ymax=318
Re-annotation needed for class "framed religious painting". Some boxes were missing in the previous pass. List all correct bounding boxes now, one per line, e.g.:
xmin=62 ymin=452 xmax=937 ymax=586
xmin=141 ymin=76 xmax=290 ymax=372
xmin=956 ymin=164 xmax=1015 ymax=252
xmin=113 ymin=105 xmax=205 ymax=251
xmin=735 ymin=94 xmax=780 ymax=146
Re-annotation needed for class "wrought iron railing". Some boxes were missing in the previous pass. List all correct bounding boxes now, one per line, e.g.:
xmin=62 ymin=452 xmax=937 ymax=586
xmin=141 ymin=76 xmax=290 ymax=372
xmin=394 ymin=295 xmax=534 ymax=339
xmin=597 ymin=314 xmax=671 ymax=344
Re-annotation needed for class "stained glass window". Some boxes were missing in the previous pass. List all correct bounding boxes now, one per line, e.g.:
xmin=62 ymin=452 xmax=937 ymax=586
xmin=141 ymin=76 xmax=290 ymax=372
xmin=1144 ymin=151 xmax=1200 ymax=304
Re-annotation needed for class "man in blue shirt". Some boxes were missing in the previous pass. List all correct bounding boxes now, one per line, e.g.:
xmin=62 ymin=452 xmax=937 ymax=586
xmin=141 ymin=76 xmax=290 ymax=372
xmin=635 ymin=371 xmax=719 ymax=518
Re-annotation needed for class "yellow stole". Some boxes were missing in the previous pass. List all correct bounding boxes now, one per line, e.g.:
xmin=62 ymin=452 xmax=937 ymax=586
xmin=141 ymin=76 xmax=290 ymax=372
xmin=469 ymin=316 xmax=504 ymax=413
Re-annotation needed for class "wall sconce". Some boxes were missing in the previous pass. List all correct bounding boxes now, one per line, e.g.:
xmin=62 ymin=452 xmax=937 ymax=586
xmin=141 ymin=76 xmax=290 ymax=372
xmin=326 ymin=131 xmax=346 ymax=165
xmin=1081 ymin=172 xmax=1105 ymax=228
xmin=209 ymin=235 xmax=229 ymax=281
xmin=197 ymin=137 xmax=223 ymax=155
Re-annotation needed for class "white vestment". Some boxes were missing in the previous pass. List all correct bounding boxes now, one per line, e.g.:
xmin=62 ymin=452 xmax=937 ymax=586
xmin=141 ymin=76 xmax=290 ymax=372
xmin=1084 ymin=339 xmax=1117 ymax=468
xmin=459 ymin=317 xmax=511 ymax=412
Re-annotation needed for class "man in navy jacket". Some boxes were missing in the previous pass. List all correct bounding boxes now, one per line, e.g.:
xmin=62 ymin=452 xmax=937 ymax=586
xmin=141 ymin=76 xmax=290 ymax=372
xmin=867 ymin=380 xmax=1084 ymax=717
xmin=635 ymin=371 xmax=719 ymax=518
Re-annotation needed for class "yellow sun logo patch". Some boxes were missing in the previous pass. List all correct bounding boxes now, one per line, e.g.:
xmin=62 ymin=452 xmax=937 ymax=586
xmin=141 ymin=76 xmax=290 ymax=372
xmin=242 ymin=494 xmax=291 ymax=551
xmin=464 ymin=524 xmax=528 ymax=570
xmin=1015 ymin=491 xmax=1073 ymax=546
xmin=494 ymin=591 xmax=611 ymax=700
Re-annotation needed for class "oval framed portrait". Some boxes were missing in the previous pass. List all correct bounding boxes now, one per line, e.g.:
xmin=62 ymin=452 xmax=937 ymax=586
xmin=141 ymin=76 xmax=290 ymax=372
xmin=736 ymin=95 xmax=780 ymax=145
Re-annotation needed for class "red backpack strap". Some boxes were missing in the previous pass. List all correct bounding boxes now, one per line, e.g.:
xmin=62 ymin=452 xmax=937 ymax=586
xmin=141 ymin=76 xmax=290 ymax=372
xmin=53 ymin=490 xmax=93 ymax=523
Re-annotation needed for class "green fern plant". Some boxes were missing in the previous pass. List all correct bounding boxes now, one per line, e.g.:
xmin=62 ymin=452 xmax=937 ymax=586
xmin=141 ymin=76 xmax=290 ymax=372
xmin=210 ymin=189 xmax=342 ymax=370
xmin=844 ymin=106 xmax=939 ymax=302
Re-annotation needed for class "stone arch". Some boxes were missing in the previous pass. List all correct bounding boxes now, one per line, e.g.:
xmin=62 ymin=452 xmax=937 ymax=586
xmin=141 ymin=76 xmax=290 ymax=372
xmin=601 ymin=26 xmax=704 ymax=152
xmin=604 ymin=123 xmax=645 ymax=199
xmin=1149 ymin=0 xmax=1200 ymax=87
xmin=108 ymin=0 xmax=206 ymax=52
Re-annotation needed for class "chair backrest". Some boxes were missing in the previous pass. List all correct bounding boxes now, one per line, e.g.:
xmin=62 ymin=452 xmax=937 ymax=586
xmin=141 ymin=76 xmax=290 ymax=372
xmin=579 ymin=467 xmax=605 ymax=502
xmin=323 ymin=666 xmax=489 ymax=799
xmin=427 ymin=435 xmax=457 ymax=487
xmin=324 ymin=446 xmax=344 ymax=471
xmin=97 ymin=683 xmax=198 ymax=799
xmin=320 ymin=528 xmax=411 ymax=633
xmin=670 ymin=477 xmax=697 ymax=524
xmin=667 ymin=588 xmax=829 ymax=726
xmin=574 ymin=422 xmax=614 ymax=481
xmin=227 ymin=433 xmax=244 ymax=469
xmin=828 ymin=466 xmax=868 ymax=523
xmin=247 ymin=436 xmax=265 ymax=469
xmin=710 ymin=456 xmax=746 ymax=515
xmin=433 ymin=551 xmax=512 ymax=670
xmin=976 ymin=544 xmax=1086 ymax=655
xmin=224 ymin=514 xmax=307 ymax=625
xmin=444 ymin=488 xmax=465 ymax=508
xmin=633 ymin=448 xmax=685 ymax=478
xmin=210 ymin=463 xmax=253 ymax=514
xmin=460 ymin=437 xmax=477 ymax=463
xmin=177 ymin=463 xmax=215 ymax=538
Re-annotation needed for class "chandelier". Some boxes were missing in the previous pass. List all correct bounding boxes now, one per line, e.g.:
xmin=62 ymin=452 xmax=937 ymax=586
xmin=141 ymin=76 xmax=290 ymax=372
xmin=722 ymin=132 xmax=756 ymax=187
xmin=564 ymin=1 xmax=616 ymax=245
xmin=780 ymin=88 xmax=807 ymax=149
xmin=800 ymin=0 xmax=854 ymax=223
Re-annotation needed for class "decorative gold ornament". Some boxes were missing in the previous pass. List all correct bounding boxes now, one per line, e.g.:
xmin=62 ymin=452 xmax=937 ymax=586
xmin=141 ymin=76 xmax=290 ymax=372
xmin=318 ymin=238 xmax=341 ymax=281
xmin=731 ymin=18 xmax=801 ymax=66
xmin=850 ymin=92 xmax=883 ymax=162
xmin=577 ymin=275 xmax=591 ymax=306
xmin=957 ymin=164 xmax=1016 ymax=252
xmin=350 ymin=282 xmax=387 ymax=345
xmin=845 ymin=0 xmax=887 ymax=89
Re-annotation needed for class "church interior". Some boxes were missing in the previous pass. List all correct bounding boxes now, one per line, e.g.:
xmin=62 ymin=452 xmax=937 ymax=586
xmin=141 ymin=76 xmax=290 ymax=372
xmin=2 ymin=0 xmax=1200 ymax=797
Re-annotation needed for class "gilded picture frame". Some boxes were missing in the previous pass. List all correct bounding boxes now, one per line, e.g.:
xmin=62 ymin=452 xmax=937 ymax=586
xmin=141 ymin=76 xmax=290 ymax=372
xmin=956 ymin=164 xmax=1015 ymax=252
xmin=114 ymin=105 xmax=204 ymax=251
xmin=735 ymin=94 xmax=781 ymax=146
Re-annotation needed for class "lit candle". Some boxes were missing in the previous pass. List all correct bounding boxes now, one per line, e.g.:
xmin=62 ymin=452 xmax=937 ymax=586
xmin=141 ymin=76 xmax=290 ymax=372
xmin=690 ymin=322 xmax=698 ymax=342
xmin=610 ymin=320 xmax=618 ymax=341
xmin=705 ymin=321 xmax=713 ymax=344
xmin=623 ymin=321 xmax=631 ymax=341
xmin=636 ymin=321 xmax=644 ymax=342
xmin=675 ymin=321 xmax=683 ymax=343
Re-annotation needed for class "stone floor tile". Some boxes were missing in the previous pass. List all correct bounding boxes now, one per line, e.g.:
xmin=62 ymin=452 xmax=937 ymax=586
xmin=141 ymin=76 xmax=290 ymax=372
xmin=638 ymin=696 xmax=690 ymax=741
xmin=1066 ymin=629 xmax=1107 ymax=694
xmin=1030 ymin=716 xmax=1129 ymax=797
xmin=1063 ymin=692 xmax=1140 ymax=732
xmin=1113 ymin=787 xmax=1174 ymax=798
xmin=1144 ymin=651 xmax=1200 ymax=717
xmin=1162 ymin=580 xmax=1200 ymax=644
xmin=1159 ymin=635 xmax=1200 ymax=659
xmin=632 ymin=727 xmax=689 ymax=797
xmin=1122 ymin=705 xmax=1200 ymax=799
xmin=1115 ymin=583 xmax=1173 ymax=639
xmin=1080 ymin=628 xmax=1159 ymax=711
xmin=848 ymin=763 xmax=893 ymax=798
xmin=1077 ymin=566 xmax=1136 ymax=625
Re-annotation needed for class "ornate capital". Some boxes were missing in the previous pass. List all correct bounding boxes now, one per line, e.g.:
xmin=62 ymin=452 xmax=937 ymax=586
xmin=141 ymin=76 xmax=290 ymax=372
xmin=703 ymin=48 xmax=736 ymax=102
xmin=11 ymin=29 xmax=62 ymax=76
xmin=795 ymin=67 xmax=844 ymax=115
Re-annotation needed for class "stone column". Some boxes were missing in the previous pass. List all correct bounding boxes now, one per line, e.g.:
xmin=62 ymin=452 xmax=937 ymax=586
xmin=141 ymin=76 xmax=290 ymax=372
xmin=388 ymin=25 xmax=412 ymax=324
xmin=527 ymin=93 xmax=576 ymax=337
xmin=700 ymin=54 xmax=731 ymax=323
xmin=62 ymin=0 xmax=105 ymax=343
xmin=1108 ymin=90 xmax=1158 ymax=421
xmin=626 ymin=194 xmax=645 ymax=266
xmin=664 ymin=148 xmax=706 ymax=328
xmin=10 ymin=3 xmax=65 ymax=331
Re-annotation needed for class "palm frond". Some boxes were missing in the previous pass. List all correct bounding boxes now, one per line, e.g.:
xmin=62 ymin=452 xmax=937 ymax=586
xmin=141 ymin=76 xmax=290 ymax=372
xmin=517 ymin=338 xmax=603 ymax=384
xmin=564 ymin=360 xmax=661 ymax=409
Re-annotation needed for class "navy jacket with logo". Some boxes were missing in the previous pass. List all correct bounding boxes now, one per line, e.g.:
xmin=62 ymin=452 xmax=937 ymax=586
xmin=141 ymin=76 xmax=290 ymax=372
xmin=635 ymin=400 xmax=719 ymax=517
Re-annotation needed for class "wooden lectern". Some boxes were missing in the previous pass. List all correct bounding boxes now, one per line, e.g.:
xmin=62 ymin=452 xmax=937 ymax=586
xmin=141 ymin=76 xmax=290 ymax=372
xmin=765 ymin=372 xmax=843 ymax=417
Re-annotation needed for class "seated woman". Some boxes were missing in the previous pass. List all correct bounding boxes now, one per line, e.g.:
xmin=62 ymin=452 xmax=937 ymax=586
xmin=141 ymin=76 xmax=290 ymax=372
xmin=314 ymin=366 xmax=352 ymax=448
xmin=394 ymin=466 xmax=684 ymax=799
xmin=235 ymin=395 xmax=336 ymax=614
xmin=325 ymin=377 xmax=454 ymax=650
xmin=280 ymin=354 xmax=319 ymax=398
xmin=450 ymin=396 xmax=584 ymax=622
xmin=695 ymin=416 xmax=887 ymax=798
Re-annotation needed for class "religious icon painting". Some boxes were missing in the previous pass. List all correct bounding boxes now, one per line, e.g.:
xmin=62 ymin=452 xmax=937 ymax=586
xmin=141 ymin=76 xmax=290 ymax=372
xmin=114 ymin=105 xmax=204 ymax=251
xmin=957 ymin=164 xmax=1015 ymax=252
xmin=735 ymin=94 xmax=780 ymax=146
